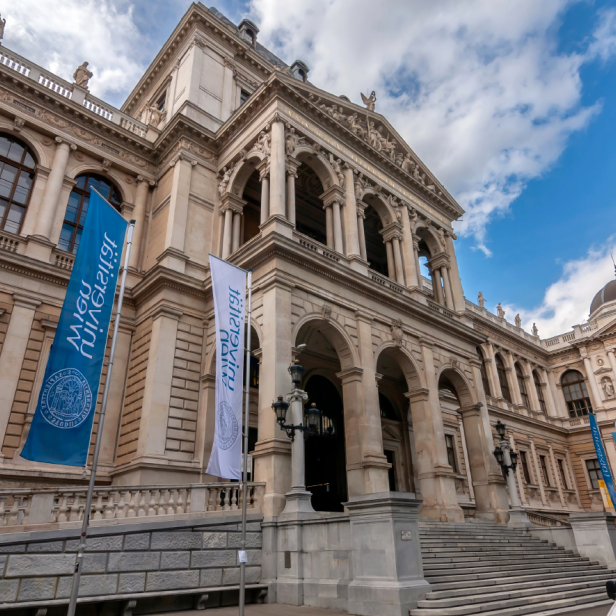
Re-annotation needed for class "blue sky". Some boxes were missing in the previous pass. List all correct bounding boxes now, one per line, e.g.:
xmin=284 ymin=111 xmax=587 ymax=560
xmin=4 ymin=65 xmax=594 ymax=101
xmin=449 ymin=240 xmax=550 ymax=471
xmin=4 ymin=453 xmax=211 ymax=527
xmin=3 ymin=0 xmax=616 ymax=336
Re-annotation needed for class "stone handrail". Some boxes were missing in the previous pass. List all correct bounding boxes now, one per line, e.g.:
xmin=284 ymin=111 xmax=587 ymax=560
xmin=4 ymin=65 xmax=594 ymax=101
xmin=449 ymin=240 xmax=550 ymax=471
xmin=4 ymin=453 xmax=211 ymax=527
xmin=0 ymin=229 xmax=22 ymax=254
xmin=369 ymin=269 xmax=405 ymax=294
xmin=0 ymin=482 xmax=265 ymax=531
xmin=527 ymin=511 xmax=571 ymax=528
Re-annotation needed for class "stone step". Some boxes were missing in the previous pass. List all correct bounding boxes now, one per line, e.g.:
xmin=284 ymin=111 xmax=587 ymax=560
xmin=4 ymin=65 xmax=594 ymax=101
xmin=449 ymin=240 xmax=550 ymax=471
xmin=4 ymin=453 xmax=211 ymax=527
xmin=418 ymin=578 xmax=608 ymax=609
xmin=410 ymin=586 xmax=607 ymax=616
xmin=422 ymin=552 xmax=576 ymax=563
xmin=426 ymin=564 xmax=607 ymax=586
xmin=422 ymin=549 xmax=569 ymax=558
xmin=423 ymin=557 xmax=592 ymax=572
xmin=426 ymin=571 xmax=614 ymax=598
xmin=517 ymin=598 xmax=613 ymax=616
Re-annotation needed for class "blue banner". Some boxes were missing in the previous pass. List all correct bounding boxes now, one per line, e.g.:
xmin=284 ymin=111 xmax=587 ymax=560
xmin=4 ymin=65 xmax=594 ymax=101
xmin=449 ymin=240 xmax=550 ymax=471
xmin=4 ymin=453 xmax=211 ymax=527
xmin=589 ymin=413 xmax=616 ymax=509
xmin=21 ymin=191 xmax=127 ymax=466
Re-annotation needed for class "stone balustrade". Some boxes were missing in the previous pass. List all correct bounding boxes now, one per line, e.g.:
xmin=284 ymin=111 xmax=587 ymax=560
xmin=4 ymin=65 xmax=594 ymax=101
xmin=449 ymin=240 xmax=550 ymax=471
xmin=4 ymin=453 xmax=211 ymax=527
xmin=0 ymin=483 xmax=265 ymax=531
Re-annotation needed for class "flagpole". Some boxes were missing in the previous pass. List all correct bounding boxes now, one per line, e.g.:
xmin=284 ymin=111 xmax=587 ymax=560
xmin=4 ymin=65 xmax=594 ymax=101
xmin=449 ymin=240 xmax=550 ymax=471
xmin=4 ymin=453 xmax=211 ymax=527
xmin=239 ymin=268 xmax=253 ymax=616
xmin=67 ymin=220 xmax=135 ymax=616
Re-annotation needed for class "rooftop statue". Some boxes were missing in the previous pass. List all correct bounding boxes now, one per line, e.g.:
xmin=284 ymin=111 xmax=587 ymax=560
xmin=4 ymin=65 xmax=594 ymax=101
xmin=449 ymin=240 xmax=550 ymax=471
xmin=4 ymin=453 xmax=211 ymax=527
xmin=0 ymin=14 xmax=5 ymax=44
xmin=73 ymin=62 xmax=93 ymax=89
xmin=361 ymin=90 xmax=377 ymax=112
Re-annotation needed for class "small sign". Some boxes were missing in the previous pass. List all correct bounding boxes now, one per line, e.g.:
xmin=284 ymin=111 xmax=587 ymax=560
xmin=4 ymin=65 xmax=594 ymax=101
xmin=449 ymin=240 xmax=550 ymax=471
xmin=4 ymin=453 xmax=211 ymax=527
xmin=401 ymin=530 xmax=412 ymax=541
xmin=238 ymin=550 xmax=248 ymax=564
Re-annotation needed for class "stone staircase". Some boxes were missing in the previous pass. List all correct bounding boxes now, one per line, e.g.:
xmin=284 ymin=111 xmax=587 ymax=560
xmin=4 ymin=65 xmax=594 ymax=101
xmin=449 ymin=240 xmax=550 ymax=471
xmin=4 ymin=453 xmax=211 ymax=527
xmin=411 ymin=521 xmax=614 ymax=616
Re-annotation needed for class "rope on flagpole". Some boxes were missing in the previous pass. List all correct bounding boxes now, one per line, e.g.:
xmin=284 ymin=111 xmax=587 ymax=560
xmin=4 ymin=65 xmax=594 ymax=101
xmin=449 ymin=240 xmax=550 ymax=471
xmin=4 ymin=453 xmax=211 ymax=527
xmin=67 ymin=220 xmax=135 ymax=616
xmin=239 ymin=268 xmax=253 ymax=616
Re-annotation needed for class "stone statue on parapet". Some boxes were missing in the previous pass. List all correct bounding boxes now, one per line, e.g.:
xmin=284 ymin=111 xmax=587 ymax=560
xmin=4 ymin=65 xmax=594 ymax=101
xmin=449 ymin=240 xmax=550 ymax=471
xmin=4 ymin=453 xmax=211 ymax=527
xmin=477 ymin=291 xmax=485 ymax=308
xmin=532 ymin=323 xmax=539 ymax=337
xmin=0 ymin=14 xmax=6 ymax=44
xmin=515 ymin=314 xmax=522 ymax=328
xmin=496 ymin=303 xmax=505 ymax=318
xmin=73 ymin=62 xmax=93 ymax=89
xmin=361 ymin=90 xmax=377 ymax=112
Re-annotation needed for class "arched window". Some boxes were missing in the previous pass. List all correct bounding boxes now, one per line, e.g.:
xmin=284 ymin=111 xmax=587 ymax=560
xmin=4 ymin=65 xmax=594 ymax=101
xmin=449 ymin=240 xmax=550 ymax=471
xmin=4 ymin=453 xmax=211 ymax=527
xmin=59 ymin=173 xmax=122 ymax=254
xmin=561 ymin=370 xmax=592 ymax=417
xmin=477 ymin=347 xmax=491 ymax=396
xmin=0 ymin=134 xmax=36 ymax=234
xmin=515 ymin=363 xmax=529 ymax=408
xmin=495 ymin=354 xmax=511 ymax=403
xmin=533 ymin=370 xmax=547 ymax=413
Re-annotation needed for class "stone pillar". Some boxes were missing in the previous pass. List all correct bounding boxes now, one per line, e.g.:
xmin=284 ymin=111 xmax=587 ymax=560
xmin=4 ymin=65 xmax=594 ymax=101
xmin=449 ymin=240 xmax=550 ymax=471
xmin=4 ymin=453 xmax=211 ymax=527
xmin=347 ymin=493 xmax=430 ymax=616
xmin=566 ymin=448 xmax=583 ymax=507
xmin=128 ymin=176 xmax=151 ymax=271
xmin=524 ymin=361 xmax=541 ymax=412
xmin=332 ymin=199 xmax=344 ymax=254
xmin=351 ymin=311 xmax=390 ymax=495
xmin=231 ymin=211 xmax=242 ymax=253
xmin=505 ymin=352 xmax=523 ymax=407
xmin=21 ymin=167 xmax=49 ymax=238
xmin=160 ymin=156 xmax=194 ymax=272
xmin=135 ymin=306 xmax=183 ymax=460
xmin=529 ymin=437 xmax=548 ymax=506
xmin=343 ymin=166 xmax=360 ymax=258
xmin=582 ymin=353 xmax=604 ymax=410
xmin=0 ymin=294 xmax=41 ymax=457
xmin=33 ymin=138 xmax=75 ymax=240
xmin=400 ymin=206 xmax=419 ymax=288
xmin=286 ymin=169 xmax=297 ymax=226
xmin=509 ymin=432 xmax=529 ymax=506
xmin=481 ymin=343 xmax=502 ymax=400
xmin=569 ymin=513 xmax=616 ymax=568
xmin=413 ymin=238 xmax=423 ymax=290
xmin=607 ymin=349 xmax=616 ymax=380
xmin=549 ymin=444 xmax=567 ymax=508
xmin=546 ymin=369 xmax=568 ymax=417
xmin=357 ymin=205 xmax=368 ymax=262
xmin=253 ymin=280 xmax=293 ymax=517
xmin=468 ymin=358 xmax=510 ymax=523
xmin=324 ymin=204 xmax=334 ymax=249
xmin=392 ymin=236 xmax=405 ymax=286
xmin=406 ymin=341 xmax=463 ymax=522
xmin=431 ymin=268 xmax=444 ymax=305
xmin=221 ymin=207 xmax=234 ymax=260
xmin=385 ymin=241 xmax=395 ymax=279
xmin=441 ymin=266 xmax=454 ymax=310
xmin=269 ymin=121 xmax=286 ymax=218
xmin=444 ymin=232 xmax=465 ymax=312
xmin=260 ymin=173 xmax=270 ymax=224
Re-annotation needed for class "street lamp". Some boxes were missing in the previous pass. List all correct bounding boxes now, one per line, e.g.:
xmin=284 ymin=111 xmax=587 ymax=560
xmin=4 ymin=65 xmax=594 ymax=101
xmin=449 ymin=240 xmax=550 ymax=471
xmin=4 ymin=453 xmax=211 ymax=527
xmin=492 ymin=419 xmax=531 ymax=527
xmin=305 ymin=403 xmax=321 ymax=434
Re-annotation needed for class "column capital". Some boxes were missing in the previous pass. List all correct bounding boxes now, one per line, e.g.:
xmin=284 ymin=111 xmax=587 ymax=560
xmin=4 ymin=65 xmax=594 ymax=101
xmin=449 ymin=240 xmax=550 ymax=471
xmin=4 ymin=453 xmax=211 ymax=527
xmin=459 ymin=403 xmax=483 ymax=417
xmin=405 ymin=387 xmax=430 ymax=403
xmin=151 ymin=304 xmax=183 ymax=322
xmin=219 ymin=192 xmax=246 ymax=215
xmin=54 ymin=136 xmax=77 ymax=150
xmin=11 ymin=293 xmax=41 ymax=311
xmin=336 ymin=367 xmax=364 ymax=383
xmin=320 ymin=184 xmax=345 ymax=207
xmin=356 ymin=200 xmax=367 ymax=218
xmin=380 ymin=221 xmax=403 ymax=243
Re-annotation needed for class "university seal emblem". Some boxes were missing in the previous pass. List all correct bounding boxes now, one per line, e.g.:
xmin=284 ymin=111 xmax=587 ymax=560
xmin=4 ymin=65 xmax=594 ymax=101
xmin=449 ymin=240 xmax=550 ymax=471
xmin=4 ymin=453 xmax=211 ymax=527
xmin=41 ymin=368 xmax=93 ymax=429
xmin=217 ymin=401 xmax=239 ymax=450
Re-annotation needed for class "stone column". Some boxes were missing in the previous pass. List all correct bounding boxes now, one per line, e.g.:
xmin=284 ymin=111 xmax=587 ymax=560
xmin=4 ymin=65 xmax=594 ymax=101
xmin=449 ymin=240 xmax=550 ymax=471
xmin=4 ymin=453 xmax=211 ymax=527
xmin=385 ymin=241 xmax=395 ymax=279
xmin=160 ymin=156 xmax=194 ymax=272
xmin=444 ymin=232 xmax=465 ymax=312
xmin=0 ymin=294 xmax=41 ymax=457
xmin=332 ymin=199 xmax=344 ymax=253
xmin=260 ymin=172 xmax=270 ymax=224
xmin=135 ymin=306 xmax=183 ymax=461
xmin=607 ymin=349 xmax=616 ymax=379
xmin=357 ymin=204 xmax=368 ymax=261
xmin=343 ymin=166 xmax=360 ymax=258
xmin=128 ymin=176 xmax=151 ymax=271
xmin=529 ymin=437 xmax=548 ymax=506
xmin=269 ymin=121 xmax=286 ymax=218
xmin=431 ymin=268 xmax=444 ymax=305
xmin=324 ymin=204 xmax=334 ymax=249
xmin=582 ymin=352 xmax=604 ymax=410
xmin=221 ymin=207 xmax=234 ymax=260
xmin=253 ymin=279 xmax=293 ymax=517
xmin=509 ymin=432 xmax=529 ymax=505
xmin=351 ymin=311 xmax=390 ymax=495
xmin=549 ymin=444 xmax=567 ymax=508
xmin=524 ymin=361 xmax=541 ymax=412
xmin=231 ymin=210 xmax=242 ymax=253
xmin=401 ymin=206 xmax=419 ymax=288
xmin=406 ymin=340 xmax=463 ymax=522
xmin=481 ymin=342 xmax=502 ymax=400
xmin=33 ymin=137 xmax=75 ymax=239
xmin=286 ymin=168 xmax=297 ymax=226
xmin=413 ymin=238 xmax=423 ymax=290
xmin=441 ymin=266 xmax=454 ymax=310
xmin=505 ymin=352 xmax=523 ymax=406
xmin=392 ymin=236 xmax=405 ymax=286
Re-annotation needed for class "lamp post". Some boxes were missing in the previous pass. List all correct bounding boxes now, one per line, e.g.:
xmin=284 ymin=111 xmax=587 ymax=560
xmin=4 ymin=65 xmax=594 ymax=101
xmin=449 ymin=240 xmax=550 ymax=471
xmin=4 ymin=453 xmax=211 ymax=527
xmin=271 ymin=359 xmax=322 ymax=516
xmin=493 ymin=420 xmax=531 ymax=527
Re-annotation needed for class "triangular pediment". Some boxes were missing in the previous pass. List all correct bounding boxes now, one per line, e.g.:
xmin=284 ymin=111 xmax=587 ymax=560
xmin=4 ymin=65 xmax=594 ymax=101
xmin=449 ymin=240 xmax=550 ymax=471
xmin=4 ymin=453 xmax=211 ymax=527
xmin=277 ymin=76 xmax=463 ymax=218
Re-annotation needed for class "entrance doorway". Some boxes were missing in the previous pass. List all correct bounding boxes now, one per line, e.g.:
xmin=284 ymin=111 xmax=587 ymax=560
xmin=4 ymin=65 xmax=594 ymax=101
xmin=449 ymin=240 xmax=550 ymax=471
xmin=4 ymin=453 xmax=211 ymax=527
xmin=304 ymin=375 xmax=348 ymax=512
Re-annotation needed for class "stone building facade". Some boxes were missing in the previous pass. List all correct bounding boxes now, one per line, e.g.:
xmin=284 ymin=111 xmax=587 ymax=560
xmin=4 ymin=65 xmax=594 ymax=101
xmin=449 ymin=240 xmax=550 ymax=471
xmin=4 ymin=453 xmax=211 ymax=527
xmin=0 ymin=3 xmax=615 ymax=531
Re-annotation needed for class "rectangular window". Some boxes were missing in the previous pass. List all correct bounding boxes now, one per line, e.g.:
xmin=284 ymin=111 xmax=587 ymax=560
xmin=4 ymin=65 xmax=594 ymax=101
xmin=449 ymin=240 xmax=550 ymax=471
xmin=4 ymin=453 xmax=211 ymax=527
xmin=520 ymin=450 xmax=532 ymax=484
xmin=155 ymin=93 xmax=166 ymax=112
xmin=557 ymin=458 xmax=568 ymax=490
xmin=240 ymin=90 xmax=250 ymax=105
xmin=586 ymin=458 xmax=603 ymax=490
xmin=445 ymin=434 xmax=458 ymax=473
xmin=539 ymin=455 xmax=552 ymax=487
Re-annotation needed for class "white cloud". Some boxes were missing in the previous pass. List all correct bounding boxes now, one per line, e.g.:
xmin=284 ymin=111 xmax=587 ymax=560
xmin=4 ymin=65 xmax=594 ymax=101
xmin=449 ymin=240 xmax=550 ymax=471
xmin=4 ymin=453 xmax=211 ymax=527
xmin=502 ymin=238 xmax=616 ymax=338
xmin=249 ymin=0 xmax=616 ymax=253
xmin=1 ymin=0 xmax=147 ymax=106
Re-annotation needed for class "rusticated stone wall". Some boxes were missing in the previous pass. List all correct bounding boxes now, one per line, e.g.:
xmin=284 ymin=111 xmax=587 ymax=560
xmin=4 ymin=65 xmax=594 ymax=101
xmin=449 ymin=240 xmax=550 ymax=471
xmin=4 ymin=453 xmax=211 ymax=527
xmin=0 ymin=514 xmax=263 ymax=609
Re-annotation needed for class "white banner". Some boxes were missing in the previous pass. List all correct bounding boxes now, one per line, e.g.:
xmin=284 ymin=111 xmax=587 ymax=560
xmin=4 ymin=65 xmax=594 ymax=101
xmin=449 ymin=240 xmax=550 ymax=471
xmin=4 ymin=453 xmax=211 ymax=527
xmin=206 ymin=255 xmax=246 ymax=480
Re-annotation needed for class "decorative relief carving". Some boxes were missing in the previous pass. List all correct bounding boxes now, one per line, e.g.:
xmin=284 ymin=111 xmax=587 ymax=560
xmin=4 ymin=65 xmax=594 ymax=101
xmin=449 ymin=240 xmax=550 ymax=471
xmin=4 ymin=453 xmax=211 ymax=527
xmin=74 ymin=151 xmax=85 ymax=162
xmin=391 ymin=319 xmax=403 ymax=346
xmin=321 ymin=304 xmax=332 ymax=320
xmin=601 ymin=376 xmax=615 ymax=400
xmin=218 ymin=163 xmax=235 ymax=196
xmin=13 ymin=117 xmax=24 ymax=132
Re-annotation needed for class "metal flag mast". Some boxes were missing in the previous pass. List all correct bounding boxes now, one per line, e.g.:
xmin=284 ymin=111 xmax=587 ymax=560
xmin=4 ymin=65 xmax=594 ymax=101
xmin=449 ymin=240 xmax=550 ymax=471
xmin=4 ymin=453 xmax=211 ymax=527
xmin=239 ymin=268 xmax=253 ymax=616
xmin=67 ymin=218 xmax=135 ymax=616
